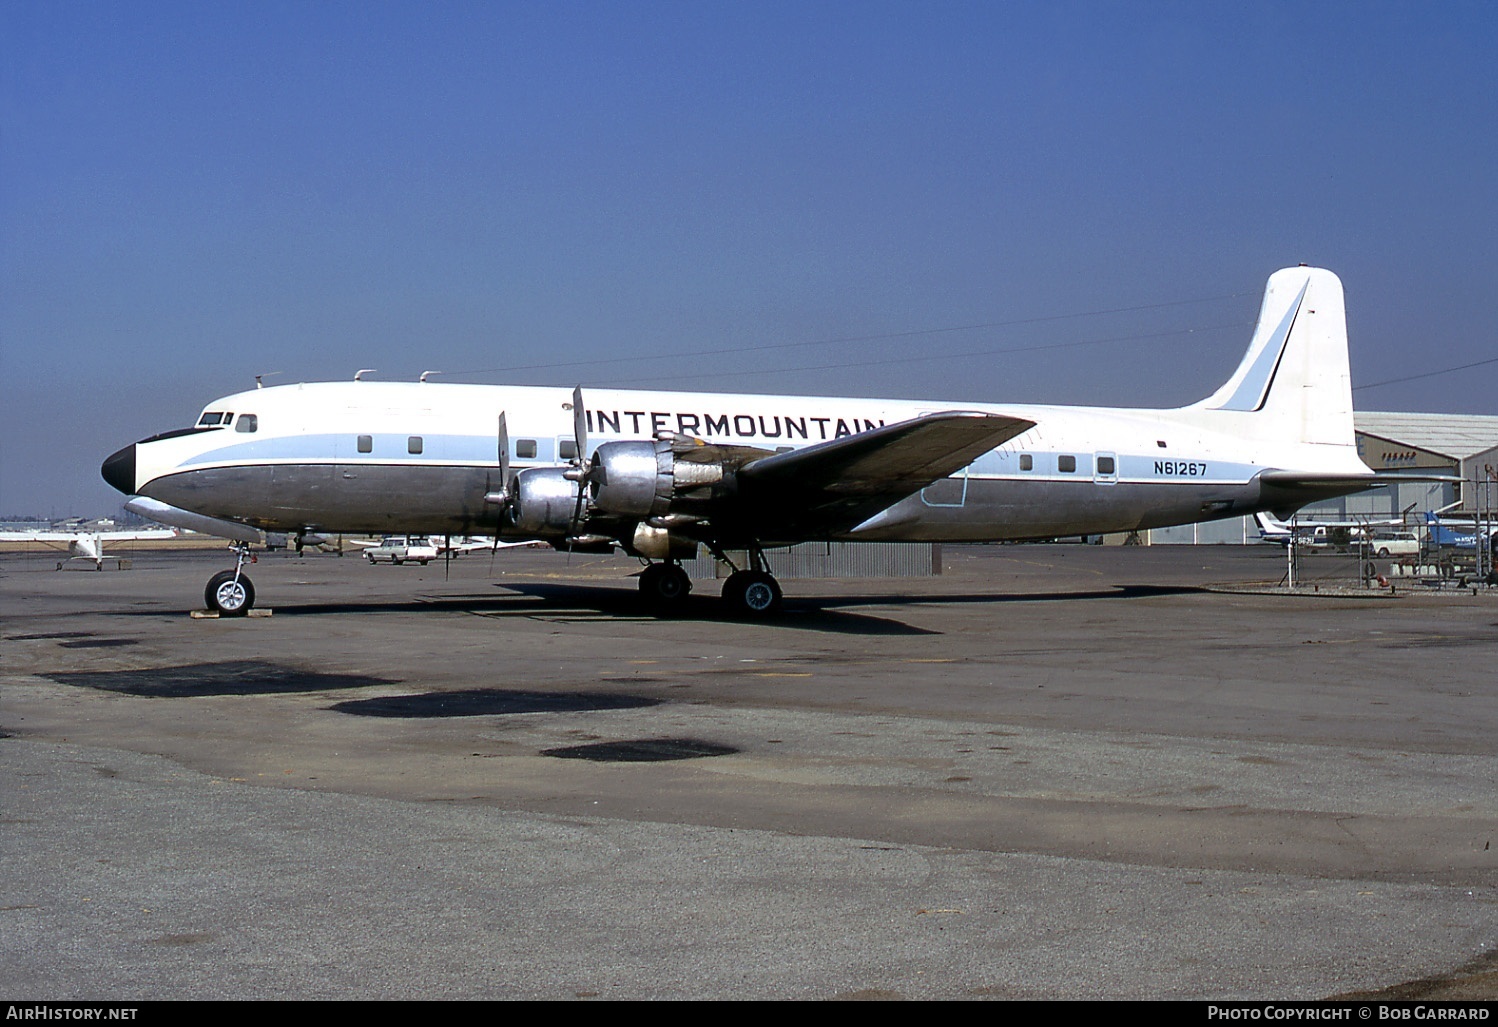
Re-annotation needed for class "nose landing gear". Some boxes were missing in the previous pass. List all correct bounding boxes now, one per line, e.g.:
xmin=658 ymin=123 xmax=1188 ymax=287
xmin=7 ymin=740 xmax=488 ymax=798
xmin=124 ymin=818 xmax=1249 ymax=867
xmin=204 ymin=543 xmax=256 ymax=616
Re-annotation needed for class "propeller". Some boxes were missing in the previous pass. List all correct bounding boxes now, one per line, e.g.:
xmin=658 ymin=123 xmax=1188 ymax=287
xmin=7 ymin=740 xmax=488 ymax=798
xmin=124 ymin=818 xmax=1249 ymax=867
xmin=497 ymin=411 xmax=511 ymax=503
xmin=491 ymin=412 xmax=511 ymax=562
xmin=563 ymin=385 xmax=590 ymax=535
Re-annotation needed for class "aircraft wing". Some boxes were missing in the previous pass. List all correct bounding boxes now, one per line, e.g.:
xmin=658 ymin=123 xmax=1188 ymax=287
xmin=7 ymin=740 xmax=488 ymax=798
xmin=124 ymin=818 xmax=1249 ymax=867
xmin=0 ymin=530 xmax=176 ymax=543
xmin=726 ymin=411 xmax=1034 ymax=538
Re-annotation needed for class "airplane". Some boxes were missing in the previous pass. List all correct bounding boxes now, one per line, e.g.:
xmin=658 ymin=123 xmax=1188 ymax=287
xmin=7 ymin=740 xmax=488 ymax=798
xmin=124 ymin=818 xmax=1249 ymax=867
xmin=0 ymin=525 xmax=179 ymax=569
xmin=1425 ymin=511 xmax=1497 ymax=551
xmin=1253 ymin=510 xmax=1415 ymax=548
xmin=1254 ymin=512 xmax=1311 ymax=547
xmin=101 ymin=265 xmax=1394 ymax=617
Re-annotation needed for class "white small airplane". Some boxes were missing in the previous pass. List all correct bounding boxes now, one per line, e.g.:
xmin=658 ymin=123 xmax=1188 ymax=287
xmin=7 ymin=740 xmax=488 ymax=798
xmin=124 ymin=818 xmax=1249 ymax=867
xmin=0 ymin=525 xmax=179 ymax=569
xmin=103 ymin=266 xmax=1392 ymax=616
xmin=1253 ymin=510 xmax=1413 ymax=547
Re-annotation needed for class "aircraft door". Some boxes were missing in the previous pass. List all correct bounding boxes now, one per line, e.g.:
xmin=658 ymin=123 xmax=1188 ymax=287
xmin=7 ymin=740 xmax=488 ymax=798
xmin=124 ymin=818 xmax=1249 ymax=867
xmin=1093 ymin=452 xmax=1118 ymax=484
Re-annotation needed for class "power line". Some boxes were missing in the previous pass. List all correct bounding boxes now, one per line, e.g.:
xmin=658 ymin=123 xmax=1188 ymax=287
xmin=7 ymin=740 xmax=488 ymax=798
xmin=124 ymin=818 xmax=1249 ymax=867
xmin=575 ymin=321 xmax=1252 ymax=388
xmin=1354 ymin=355 xmax=1498 ymax=391
xmin=447 ymin=291 xmax=1252 ymax=379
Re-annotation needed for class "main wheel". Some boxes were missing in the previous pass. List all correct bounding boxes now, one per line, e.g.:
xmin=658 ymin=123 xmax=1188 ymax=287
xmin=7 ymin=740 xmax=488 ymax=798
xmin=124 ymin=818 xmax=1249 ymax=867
xmin=639 ymin=563 xmax=692 ymax=608
xmin=205 ymin=570 xmax=255 ymax=616
xmin=722 ymin=570 xmax=782 ymax=618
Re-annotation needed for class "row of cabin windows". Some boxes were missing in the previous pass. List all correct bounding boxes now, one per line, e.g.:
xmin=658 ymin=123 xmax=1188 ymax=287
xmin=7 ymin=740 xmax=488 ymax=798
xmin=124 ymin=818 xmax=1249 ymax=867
xmin=350 ymin=436 xmax=566 ymax=458
xmin=1016 ymin=454 xmax=1116 ymax=475
xmin=356 ymin=435 xmax=424 ymax=454
xmin=513 ymin=439 xmax=577 ymax=460
xmin=335 ymin=435 xmax=1124 ymax=477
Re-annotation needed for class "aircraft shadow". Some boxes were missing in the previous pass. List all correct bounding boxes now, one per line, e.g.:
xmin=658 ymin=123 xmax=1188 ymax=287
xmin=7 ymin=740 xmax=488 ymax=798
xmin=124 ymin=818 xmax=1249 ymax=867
xmin=490 ymin=583 xmax=941 ymax=636
xmin=802 ymin=583 xmax=1205 ymax=611
xmin=94 ymin=582 xmax=1202 ymax=636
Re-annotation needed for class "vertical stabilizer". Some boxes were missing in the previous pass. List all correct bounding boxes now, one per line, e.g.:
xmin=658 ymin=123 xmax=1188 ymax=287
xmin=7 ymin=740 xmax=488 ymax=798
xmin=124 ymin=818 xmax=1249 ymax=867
xmin=1189 ymin=266 xmax=1354 ymax=447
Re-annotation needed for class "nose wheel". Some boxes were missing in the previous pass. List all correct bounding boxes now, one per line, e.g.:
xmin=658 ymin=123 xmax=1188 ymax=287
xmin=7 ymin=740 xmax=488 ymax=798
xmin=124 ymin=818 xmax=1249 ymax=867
xmin=204 ymin=543 xmax=256 ymax=616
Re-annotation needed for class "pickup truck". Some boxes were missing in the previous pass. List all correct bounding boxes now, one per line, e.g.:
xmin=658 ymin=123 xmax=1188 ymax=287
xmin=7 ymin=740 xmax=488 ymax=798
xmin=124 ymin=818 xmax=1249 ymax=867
xmin=363 ymin=536 xmax=440 ymax=565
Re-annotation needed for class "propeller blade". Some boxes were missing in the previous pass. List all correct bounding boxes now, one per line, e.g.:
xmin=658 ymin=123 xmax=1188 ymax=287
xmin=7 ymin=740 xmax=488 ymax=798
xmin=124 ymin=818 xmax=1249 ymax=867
xmin=497 ymin=411 xmax=510 ymax=496
xmin=568 ymin=386 xmax=590 ymax=533
xmin=572 ymin=384 xmax=587 ymax=465
xmin=493 ymin=412 xmax=511 ymax=557
xmin=566 ymin=387 xmax=591 ymax=561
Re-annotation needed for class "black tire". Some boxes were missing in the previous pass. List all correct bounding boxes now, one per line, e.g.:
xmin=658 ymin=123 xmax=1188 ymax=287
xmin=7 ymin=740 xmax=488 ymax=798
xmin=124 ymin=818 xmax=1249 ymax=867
xmin=205 ymin=570 xmax=255 ymax=616
xmin=639 ymin=563 xmax=692 ymax=607
xmin=723 ymin=570 xmax=782 ymax=617
xmin=1377 ymin=547 xmax=1390 ymax=558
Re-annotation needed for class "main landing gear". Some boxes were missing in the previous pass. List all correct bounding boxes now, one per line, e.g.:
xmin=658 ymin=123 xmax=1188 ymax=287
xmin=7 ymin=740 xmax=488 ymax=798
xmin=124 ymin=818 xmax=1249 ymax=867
xmin=720 ymin=569 xmax=782 ymax=616
xmin=637 ymin=544 xmax=784 ymax=618
xmin=638 ymin=561 xmax=692 ymax=608
xmin=204 ymin=543 xmax=256 ymax=616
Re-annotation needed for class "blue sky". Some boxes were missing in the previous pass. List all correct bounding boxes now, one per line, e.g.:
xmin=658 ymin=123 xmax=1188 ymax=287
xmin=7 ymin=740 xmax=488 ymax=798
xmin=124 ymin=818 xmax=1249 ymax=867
xmin=3 ymin=1 xmax=1495 ymax=515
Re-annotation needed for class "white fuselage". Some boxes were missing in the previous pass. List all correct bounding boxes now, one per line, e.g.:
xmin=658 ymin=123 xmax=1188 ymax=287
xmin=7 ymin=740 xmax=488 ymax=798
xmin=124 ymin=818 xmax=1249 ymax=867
xmin=108 ymin=379 xmax=1368 ymax=542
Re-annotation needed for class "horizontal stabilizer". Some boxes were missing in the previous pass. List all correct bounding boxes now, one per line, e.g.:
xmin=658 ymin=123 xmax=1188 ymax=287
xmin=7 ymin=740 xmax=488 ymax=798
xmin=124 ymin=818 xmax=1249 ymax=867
xmin=1256 ymin=467 xmax=1456 ymax=517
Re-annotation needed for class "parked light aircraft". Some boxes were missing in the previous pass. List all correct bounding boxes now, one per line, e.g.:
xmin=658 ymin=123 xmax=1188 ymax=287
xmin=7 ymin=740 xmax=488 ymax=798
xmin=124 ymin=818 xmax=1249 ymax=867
xmin=1425 ymin=511 xmax=1497 ymax=551
xmin=103 ymin=266 xmax=1391 ymax=616
xmin=1253 ymin=510 xmax=1413 ymax=548
xmin=0 ymin=526 xmax=178 ymax=569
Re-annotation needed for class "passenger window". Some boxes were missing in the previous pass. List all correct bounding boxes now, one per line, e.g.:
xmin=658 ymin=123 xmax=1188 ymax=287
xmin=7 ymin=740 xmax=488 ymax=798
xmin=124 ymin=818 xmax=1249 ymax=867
xmin=357 ymin=435 xmax=373 ymax=453
xmin=1097 ymin=456 xmax=1115 ymax=475
xmin=1058 ymin=455 xmax=1077 ymax=473
xmin=517 ymin=439 xmax=537 ymax=459
xmin=408 ymin=436 xmax=423 ymax=454
xmin=1019 ymin=454 xmax=1033 ymax=471
xmin=559 ymin=439 xmax=578 ymax=460
xmin=235 ymin=414 xmax=258 ymax=433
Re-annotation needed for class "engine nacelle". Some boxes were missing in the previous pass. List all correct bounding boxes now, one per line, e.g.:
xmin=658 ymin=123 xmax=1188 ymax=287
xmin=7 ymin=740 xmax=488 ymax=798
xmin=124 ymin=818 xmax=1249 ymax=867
xmin=630 ymin=523 xmax=699 ymax=561
xmin=510 ymin=467 xmax=578 ymax=535
xmin=589 ymin=439 xmax=725 ymax=520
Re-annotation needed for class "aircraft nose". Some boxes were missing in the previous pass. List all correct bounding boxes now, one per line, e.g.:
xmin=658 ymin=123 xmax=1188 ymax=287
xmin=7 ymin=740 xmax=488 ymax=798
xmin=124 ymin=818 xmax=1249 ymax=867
xmin=101 ymin=443 xmax=136 ymax=495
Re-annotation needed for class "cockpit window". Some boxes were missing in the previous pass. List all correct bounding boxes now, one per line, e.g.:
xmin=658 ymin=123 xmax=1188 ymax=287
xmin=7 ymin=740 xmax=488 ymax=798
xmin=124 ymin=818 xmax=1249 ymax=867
xmin=197 ymin=412 xmax=226 ymax=426
xmin=235 ymin=413 xmax=258 ymax=433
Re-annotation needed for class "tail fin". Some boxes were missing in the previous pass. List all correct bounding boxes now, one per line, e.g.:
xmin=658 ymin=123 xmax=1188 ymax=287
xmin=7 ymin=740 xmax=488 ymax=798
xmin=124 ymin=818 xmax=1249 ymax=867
xmin=1188 ymin=266 xmax=1354 ymax=447
xmin=1255 ymin=511 xmax=1292 ymax=536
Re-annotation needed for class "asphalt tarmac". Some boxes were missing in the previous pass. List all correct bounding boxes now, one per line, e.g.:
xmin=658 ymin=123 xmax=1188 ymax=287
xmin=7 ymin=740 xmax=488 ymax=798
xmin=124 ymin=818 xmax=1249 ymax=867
xmin=2 ymin=543 xmax=1496 ymax=1000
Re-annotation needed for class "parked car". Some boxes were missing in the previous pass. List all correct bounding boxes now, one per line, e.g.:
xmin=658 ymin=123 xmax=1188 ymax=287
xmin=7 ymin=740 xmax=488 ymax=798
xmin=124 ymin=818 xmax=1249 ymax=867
xmin=363 ymin=536 xmax=439 ymax=565
xmin=1366 ymin=531 xmax=1421 ymax=558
